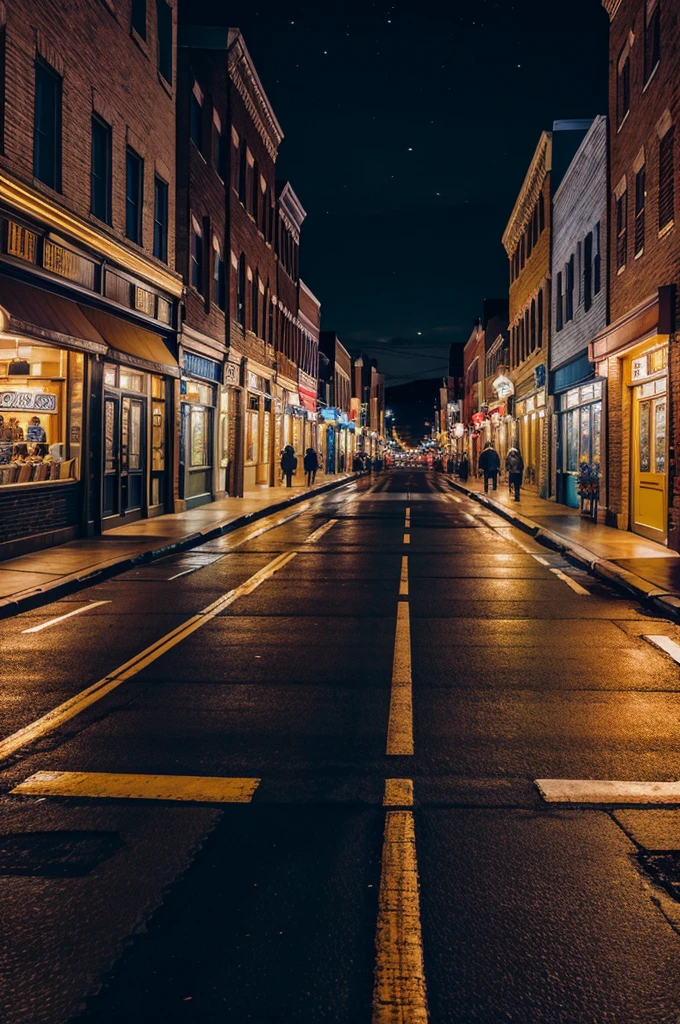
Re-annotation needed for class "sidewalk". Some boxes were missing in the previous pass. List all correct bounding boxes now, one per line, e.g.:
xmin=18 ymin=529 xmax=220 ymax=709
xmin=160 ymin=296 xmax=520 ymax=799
xmin=450 ymin=474 xmax=680 ymax=621
xmin=0 ymin=472 xmax=359 ymax=618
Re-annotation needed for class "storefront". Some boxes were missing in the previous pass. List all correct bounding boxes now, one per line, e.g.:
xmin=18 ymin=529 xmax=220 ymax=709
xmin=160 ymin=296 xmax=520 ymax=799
xmin=178 ymin=352 xmax=220 ymax=510
xmin=512 ymin=362 xmax=548 ymax=495
xmin=555 ymin=380 xmax=603 ymax=508
xmin=627 ymin=342 xmax=668 ymax=543
xmin=244 ymin=368 xmax=273 ymax=491
xmin=220 ymin=358 xmax=243 ymax=497
xmin=320 ymin=408 xmax=338 ymax=473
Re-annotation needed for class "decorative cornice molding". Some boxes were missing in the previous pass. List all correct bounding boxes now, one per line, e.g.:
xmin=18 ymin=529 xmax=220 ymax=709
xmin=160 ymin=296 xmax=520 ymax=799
xmin=227 ymin=29 xmax=283 ymax=161
xmin=602 ymin=0 xmax=623 ymax=21
xmin=277 ymin=181 xmax=306 ymax=238
xmin=502 ymin=131 xmax=552 ymax=255
xmin=0 ymin=170 xmax=183 ymax=297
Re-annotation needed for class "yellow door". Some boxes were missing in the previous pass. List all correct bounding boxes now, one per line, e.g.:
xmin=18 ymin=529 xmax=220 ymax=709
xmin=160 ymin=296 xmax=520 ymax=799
xmin=633 ymin=392 xmax=667 ymax=542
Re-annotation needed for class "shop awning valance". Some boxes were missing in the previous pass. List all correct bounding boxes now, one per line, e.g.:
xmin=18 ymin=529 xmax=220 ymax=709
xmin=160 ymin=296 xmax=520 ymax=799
xmin=80 ymin=306 xmax=179 ymax=377
xmin=0 ymin=278 xmax=108 ymax=355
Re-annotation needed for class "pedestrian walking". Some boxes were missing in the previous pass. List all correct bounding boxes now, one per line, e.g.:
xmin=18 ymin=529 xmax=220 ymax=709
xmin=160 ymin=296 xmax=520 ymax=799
xmin=458 ymin=451 xmax=470 ymax=483
xmin=506 ymin=446 xmax=524 ymax=501
xmin=446 ymin=455 xmax=455 ymax=475
xmin=280 ymin=444 xmax=297 ymax=488
xmin=479 ymin=442 xmax=501 ymax=492
xmin=303 ymin=447 xmax=319 ymax=486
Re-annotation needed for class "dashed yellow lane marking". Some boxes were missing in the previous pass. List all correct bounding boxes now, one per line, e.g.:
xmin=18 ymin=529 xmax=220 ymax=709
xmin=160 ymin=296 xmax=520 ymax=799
xmin=386 ymin=601 xmax=413 ymax=755
xmin=372 ymin=810 xmax=428 ymax=1023
xmin=383 ymin=779 xmax=414 ymax=806
xmin=11 ymin=771 xmax=260 ymax=803
xmin=399 ymin=556 xmax=409 ymax=596
xmin=403 ymin=533 xmax=411 ymax=545
xmin=306 ymin=518 xmax=338 ymax=543
xmin=0 ymin=550 xmax=297 ymax=764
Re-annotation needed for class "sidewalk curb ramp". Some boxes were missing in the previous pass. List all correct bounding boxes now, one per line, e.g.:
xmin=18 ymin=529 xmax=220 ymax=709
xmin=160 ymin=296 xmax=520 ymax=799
xmin=449 ymin=480 xmax=680 ymax=624
xmin=0 ymin=473 xmax=362 ymax=621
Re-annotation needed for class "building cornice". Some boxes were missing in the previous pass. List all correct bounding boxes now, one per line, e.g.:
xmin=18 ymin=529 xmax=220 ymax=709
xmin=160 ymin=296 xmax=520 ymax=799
xmin=0 ymin=170 xmax=183 ymax=297
xmin=502 ymin=131 xmax=552 ymax=255
xmin=602 ymin=0 xmax=623 ymax=20
xmin=228 ymin=29 xmax=283 ymax=161
xmin=277 ymin=181 xmax=306 ymax=238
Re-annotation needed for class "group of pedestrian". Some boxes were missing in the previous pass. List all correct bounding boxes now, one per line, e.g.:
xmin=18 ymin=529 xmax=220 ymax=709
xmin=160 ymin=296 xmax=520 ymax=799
xmin=478 ymin=441 xmax=524 ymax=501
xmin=279 ymin=445 xmax=321 ymax=487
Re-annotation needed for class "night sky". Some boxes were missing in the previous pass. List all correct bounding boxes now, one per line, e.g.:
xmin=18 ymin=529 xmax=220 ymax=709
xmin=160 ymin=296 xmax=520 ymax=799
xmin=194 ymin=0 xmax=609 ymax=386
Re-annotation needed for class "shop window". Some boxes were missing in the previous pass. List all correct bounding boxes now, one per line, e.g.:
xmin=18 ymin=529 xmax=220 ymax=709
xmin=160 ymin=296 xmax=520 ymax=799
xmin=616 ymin=191 xmax=627 ymax=270
xmin=644 ymin=0 xmax=661 ymax=84
xmin=156 ymin=0 xmax=172 ymax=85
xmin=190 ymin=406 xmax=208 ymax=467
xmin=0 ymin=343 xmax=82 ymax=486
xmin=131 ymin=0 xmax=146 ymax=39
xmin=635 ymin=165 xmax=646 ymax=255
xmin=151 ymin=376 xmax=165 ymax=472
xmin=91 ymin=115 xmax=112 ymax=224
xmin=125 ymin=148 xmax=143 ymax=244
xmin=246 ymin=394 xmax=259 ymax=463
xmin=153 ymin=176 xmax=168 ymax=263
xmin=34 ymin=60 xmax=62 ymax=191
xmin=583 ymin=231 xmax=593 ymax=310
xmin=659 ymin=127 xmax=674 ymax=231
xmin=119 ymin=369 xmax=145 ymax=392
xmin=219 ymin=389 xmax=230 ymax=468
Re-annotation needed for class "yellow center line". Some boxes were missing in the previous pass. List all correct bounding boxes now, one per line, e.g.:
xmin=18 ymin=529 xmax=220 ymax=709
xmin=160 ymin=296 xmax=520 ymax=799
xmin=399 ymin=556 xmax=409 ymax=596
xmin=383 ymin=778 xmax=414 ymax=806
xmin=403 ymin=533 xmax=411 ymax=545
xmin=11 ymin=770 xmax=260 ymax=803
xmin=372 ymin=809 xmax=428 ymax=1023
xmin=0 ymin=550 xmax=298 ymax=764
xmin=386 ymin=600 xmax=413 ymax=756
xmin=306 ymin=518 xmax=338 ymax=543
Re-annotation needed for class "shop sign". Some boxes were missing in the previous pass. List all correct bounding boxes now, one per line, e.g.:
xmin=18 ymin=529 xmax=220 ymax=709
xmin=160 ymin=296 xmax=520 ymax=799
xmin=298 ymin=369 xmax=316 ymax=393
xmin=320 ymin=407 xmax=338 ymax=421
xmin=184 ymin=352 xmax=220 ymax=381
xmin=492 ymin=374 xmax=514 ymax=399
xmin=534 ymin=364 xmax=546 ymax=389
xmin=0 ymin=390 xmax=57 ymax=412
xmin=488 ymin=404 xmax=506 ymax=419
xmin=632 ymin=356 xmax=648 ymax=381
xmin=224 ymin=361 xmax=240 ymax=387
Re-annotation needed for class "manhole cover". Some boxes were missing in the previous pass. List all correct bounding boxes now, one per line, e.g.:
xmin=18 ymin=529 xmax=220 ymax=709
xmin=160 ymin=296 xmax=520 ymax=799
xmin=0 ymin=831 xmax=124 ymax=876
xmin=637 ymin=850 xmax=680 ymax=901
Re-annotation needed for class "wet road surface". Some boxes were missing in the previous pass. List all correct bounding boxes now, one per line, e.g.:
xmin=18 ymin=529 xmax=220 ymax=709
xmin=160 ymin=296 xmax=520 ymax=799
xmin=3 ymin=470 xmax=680 ymax=1023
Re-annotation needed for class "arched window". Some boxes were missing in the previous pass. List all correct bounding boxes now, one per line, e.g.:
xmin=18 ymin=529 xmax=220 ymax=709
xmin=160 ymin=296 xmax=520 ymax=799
xmin=530 ymin=298 xmax=536 ymax=351
xmin=251 ymin=270 xmax=259 ymax=336
xmin=237 ymin=253 xmax=246 ymax=327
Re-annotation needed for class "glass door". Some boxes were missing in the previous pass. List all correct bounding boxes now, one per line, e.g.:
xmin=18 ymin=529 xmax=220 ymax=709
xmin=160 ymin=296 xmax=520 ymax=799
xmin=633 ymin=387 xmax=667 ymax=542
xmin=121 ymin=396 xmax=145 ymax=514
xmin=103 ymin=393 xmax=120 ymax=518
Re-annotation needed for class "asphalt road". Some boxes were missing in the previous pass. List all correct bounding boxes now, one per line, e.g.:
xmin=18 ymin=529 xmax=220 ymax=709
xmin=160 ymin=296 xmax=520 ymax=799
xmin=3 ymin=469 xmax=680 ymax=1023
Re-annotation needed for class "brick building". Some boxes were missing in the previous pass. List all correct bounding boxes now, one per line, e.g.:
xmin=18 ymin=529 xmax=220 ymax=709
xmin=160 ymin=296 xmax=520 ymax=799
xmin=351 ymin=353 xmax=385 ymax=458
xmin=550 ymin=115 xmax=607 ymax=508
xmin=462 ymin=317 xmax=486 ymax=472
xmin=319 ymin=332 xmax=354 ymax=472
xmin=592 ymin=0 xmax=678 ymax=546
xmin=0 ymin=0 xmax=181 ymax=557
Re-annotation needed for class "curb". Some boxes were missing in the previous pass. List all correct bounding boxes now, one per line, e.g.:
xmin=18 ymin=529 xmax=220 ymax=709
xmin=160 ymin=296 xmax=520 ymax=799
xmin=0 ymin=473 xmax=362 ymax=621
xmin=448 ymin=479 xmax=680 ymax=623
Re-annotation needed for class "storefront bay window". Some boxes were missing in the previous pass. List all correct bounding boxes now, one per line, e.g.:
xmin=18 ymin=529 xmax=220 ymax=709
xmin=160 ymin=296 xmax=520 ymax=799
xmin=181 ymin=377 xmax=215 ymax=507
xmin=0 ymin=341 xmax=83 ymax=485
xmin=559 ymin=381 xmax=603 ymax=508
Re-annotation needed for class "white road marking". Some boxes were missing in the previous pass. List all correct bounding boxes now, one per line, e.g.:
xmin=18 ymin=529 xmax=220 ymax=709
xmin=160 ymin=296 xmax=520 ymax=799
xmin=386 ymin=600 xmax=413 ymax=756
xmin=21 ymin=601 xmax=111 ymax=634
xmin=536 ymin=779 xmax=680 ymax=804
xmin=306 ymin=518 xmax=338 ymax=543
xmin=167 ymin=568 xmax=197 ymax=581
xmin=399 ymin=555 xmax=409 ymax=596
xmin=550 ymin=568 xmax=590 ymax=595
xmin=0 ymin=550 xmax=297 ymax=763
xmin=645 ymin=635 xmax=680 ymax=664
xmin=532 ymin=555 xmax=550 ymax=566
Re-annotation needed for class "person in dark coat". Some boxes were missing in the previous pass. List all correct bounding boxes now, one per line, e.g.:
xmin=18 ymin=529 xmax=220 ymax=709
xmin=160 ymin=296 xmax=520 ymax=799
xmin=280 ymin=444 xmax=297 ymax=487
xmin=458 ymin=451 xmax=470 ymax=483
xmin=478 ymin=442 xmax=501 ymax=492
xmin=446 ymin=455 xmax=455 ymax=475
xmin=303 ymin=447 xmax=319 ymax=486
xmin=506 ymin=446 xmax=524 ymax=501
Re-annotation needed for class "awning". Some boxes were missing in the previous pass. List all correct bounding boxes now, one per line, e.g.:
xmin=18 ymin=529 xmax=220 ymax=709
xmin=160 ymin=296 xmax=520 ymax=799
xmin=80 ymin=306 xmax=179 ymax=376
xmin=299 ymin=391 xmax=316 ymax=413
xmin=0 ymin=277 xmax=108 ymax=354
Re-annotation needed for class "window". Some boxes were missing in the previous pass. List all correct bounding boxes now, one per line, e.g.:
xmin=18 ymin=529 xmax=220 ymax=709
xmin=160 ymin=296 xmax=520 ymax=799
xmin=538 ymin=192 xmax=545 ymax=233
xmin=251 ymin=160 xmax=259 ymax=223
xmin=251 ymin=271 xmax=259 ymax=335
xmin=556 ymin=272 xmax=563 ymax=332
xmin=520 ymin=234 xmax=525 ymax=269
xmin=0 ymin=24 xmax=6 ymax=154
xmin=153 ymin=176 xmax=168 ymax=262
xmin=594 ymin=221 xmax=602 ymax=294
xmin=635 ymin=165 xmax=646 ymax=255
xmin=190 ymin=218 xmax=203 ymax=293
xmin=212 ymin=239 xmax=225 ymax=311
xmin=645 ymin=0 xmax=661 ymax=83
xmin=583 ymin=231 xmax=593 ymax=311
xmin=530 ymin=298 xmax=536 ymax=351
xmin=156 ymin=0 xmax=172 ymax=85
xmin=618 ymin=53 xmax=630 ymax=126
xmin=524 ymin=309 xmax=529 ymax=358
xmin=238 ymin=141 xmax=247 ymax=204
xmin=33 ymin=60 xmax=62 ymax=190
xmin=565 ymin=254 xmax=574 ymax=322
xmin=616 ymin=191 xmax=627 ymax=270
xmin=213 ymin=120 xmax=226 ymax=180
xmin=577 ymin=240 xmax=583 ymax=306
xmin=659 ymin=127 xmax=675 ymax=231
xmin=237 ymin=254 xmax=246 ymax=326
xmin=90 ymin=116 xmax=111 ymax=223
xmin=537 ymin=288 xmax=543 ymax=347
xmin=125 ymin=148 xmax=143 ymax=244
xmin=131 ymin=0 xmax=146 ymax=39
xmin=190 ymin=91 xmax=202 ymax=152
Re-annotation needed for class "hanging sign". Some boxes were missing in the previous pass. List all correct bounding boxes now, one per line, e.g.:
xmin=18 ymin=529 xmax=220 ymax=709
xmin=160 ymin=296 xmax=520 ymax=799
xmin=492 ymin=374 xmax=514 ymax=399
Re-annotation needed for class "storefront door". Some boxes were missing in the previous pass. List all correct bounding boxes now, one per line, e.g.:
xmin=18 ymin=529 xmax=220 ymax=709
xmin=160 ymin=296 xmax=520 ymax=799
xmin=103 ymin=391 xmax=145 ymax=521
xmin=632 ymin=385 xmax=667 ymax=542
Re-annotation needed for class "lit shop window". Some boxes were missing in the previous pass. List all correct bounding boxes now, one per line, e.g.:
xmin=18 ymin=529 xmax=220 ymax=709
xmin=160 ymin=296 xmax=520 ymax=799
xmin=0 ymin=343 xmax=82 ymax=485
xmin=246 ymin=393 xmax=259 ymax=464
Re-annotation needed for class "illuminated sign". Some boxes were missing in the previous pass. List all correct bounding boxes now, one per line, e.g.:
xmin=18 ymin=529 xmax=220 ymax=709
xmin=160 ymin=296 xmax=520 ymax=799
xmin=492 ymin=374 xmax=514 ymax=399
xmin=632 ymin=356 xmax=648 ymax=381
xmin=0 ymin=390 xmax=57 ymax=412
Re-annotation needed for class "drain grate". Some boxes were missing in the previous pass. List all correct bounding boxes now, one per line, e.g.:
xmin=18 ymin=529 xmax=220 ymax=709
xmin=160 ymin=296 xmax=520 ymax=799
xmin=0 ymin=831 xmax=124 ymax=876
xmin=637 ymin=850 xmax=680 ymax=901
